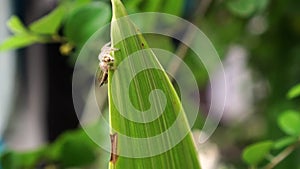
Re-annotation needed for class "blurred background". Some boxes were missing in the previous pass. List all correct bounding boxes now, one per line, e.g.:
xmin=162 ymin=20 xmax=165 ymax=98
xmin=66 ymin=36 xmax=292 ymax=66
xmin=0 ymin=0 xmax=300 ymax=168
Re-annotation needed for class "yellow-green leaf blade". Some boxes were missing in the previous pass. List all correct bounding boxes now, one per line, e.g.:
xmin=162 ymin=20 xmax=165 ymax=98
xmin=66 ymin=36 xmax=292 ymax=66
xmin=242 ymin=140 xmax=274 ymax=165
xmin=287 ymin=83 xmax=300 ymax=99
xmin=0 ymin=34 xmax=44 ymax=51
xmin=29 ymin=6 xmax=65 ymax=34
xmin=6 ymin=15 xmax=28 ymax=34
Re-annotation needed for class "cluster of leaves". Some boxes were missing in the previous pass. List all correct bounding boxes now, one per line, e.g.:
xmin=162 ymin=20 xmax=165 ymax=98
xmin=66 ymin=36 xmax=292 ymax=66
xmin=0 ymin=0 xmax=185 ymax=56
xmin=0 ymin=0 xmax=111 ymax=57
xmin=242 ymin=84 xmax=300 ymax=168
xmin=0 ymin=1 xmax=112 ymax=167
xmin=226 ymin=0 xmax=269 ymax=18
xmin=197 ymin=0 xmax=300 ymax=168
xmin=0 ymin=129 xmax=98 ymax=169
xmin=0 ymin=0 xmax=190 ymax=169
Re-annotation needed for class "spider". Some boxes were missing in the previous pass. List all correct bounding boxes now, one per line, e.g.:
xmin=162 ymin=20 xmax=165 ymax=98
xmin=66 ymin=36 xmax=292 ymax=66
xmin=97 ymin=42 xmax=118 ymax=87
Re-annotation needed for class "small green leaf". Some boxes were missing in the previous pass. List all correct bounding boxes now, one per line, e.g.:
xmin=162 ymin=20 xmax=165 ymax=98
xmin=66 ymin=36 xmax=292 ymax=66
xmin=287 ymin=83 xmax=300 ymax=99
xmin=29 ymin=6 xmax=65 ymax=34
xmin=1 ymin=151 xmax=20 ymax=169
xmin=6 ymin=15 xmax=27 ymax=34
xmin=60 ymin=137 xmax=96 ymax=167
xmin=226 ymin=0 xmax=257 ymax=17
xmin=64 ymin=0 xmax=92 ymax=9
xmin=242 ymin=141 xmax=273 ymax=165
xmin=139 ymin=0 xmax=161 ymax=12
xmin=19 ymin=150 xmax=45 ymax=168
xmin=1 ymin=149 xmax=45 ymax=169
xmin=122 ymin=0 xmax=141 ymax=12
xmin=64 ymin=2 xmax=111 ymax=47
xmin=255 ymin=0 xmax=269 ymax=12
xmin=0 ymin=34 xmax=44 ymax=51
xmin=162 ymin=0 xmax=184 ymax=16
xmin=274 ymin=137 xmax=298 ymax=150
xmin=0 ymin=128 xmax=100 ymax=168
xmin=278 ymin=110 xmax=300 ymax=136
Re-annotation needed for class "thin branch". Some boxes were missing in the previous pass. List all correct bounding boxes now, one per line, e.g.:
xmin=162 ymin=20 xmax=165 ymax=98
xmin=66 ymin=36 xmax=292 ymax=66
xmin=167 ymin=0 xmax=214 ymax=77
xmin=262 ymin=143 xmax=299 ymax=169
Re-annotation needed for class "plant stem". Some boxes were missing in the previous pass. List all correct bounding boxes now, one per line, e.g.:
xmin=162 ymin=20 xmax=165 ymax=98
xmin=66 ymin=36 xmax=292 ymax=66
xmin=262 ymin=142 xmax=299 ymax=169
xmin=166 ymin=0 xmax=213 ymax=76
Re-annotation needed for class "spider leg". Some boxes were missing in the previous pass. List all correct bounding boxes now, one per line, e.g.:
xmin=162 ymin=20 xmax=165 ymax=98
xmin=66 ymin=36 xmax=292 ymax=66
xmin=99 ymin=70 xmax=108 ymax=87
xmin=110 ymin=47 xmax=119 ymax=51
xmin=101 ymin=41 xmax=119 ymax=53
xmin=104 ymin=42 xmax=111 ymax=48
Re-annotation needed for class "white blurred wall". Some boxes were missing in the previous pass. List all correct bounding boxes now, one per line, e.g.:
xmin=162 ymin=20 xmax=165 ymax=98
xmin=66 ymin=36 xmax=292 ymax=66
xmin=0 ymin=0 xmax=47 ymax=150
xmin=0 ymin=0 xmax=16 ymax=138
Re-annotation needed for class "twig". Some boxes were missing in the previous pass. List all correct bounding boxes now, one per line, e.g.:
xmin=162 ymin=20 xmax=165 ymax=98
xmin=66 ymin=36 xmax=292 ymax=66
xmin=167 ymin=0 xmax=214 ymax=76
xmin=262 ymin=143 xmax=299 ymax=169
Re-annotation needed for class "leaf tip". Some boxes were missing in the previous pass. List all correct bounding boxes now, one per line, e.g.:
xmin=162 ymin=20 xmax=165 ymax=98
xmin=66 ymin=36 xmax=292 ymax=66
xmin=111 ymin=0 xmax=128 ymax=20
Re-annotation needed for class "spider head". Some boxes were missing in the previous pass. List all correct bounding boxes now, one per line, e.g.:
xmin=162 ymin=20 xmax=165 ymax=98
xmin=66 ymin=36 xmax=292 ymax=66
xmin=102 ymin=55 xmax=114 ymax=63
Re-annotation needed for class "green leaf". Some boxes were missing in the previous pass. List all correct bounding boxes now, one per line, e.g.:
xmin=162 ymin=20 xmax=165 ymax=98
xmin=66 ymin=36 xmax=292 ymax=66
xmin=0 ymin=34 xmax=44 ymax=51
xmin=287 ymin=83 xmax=300 ymax=99
xmin=274 ymin=137 xmax=298 ymax=150
xmin=242 ymin=140 xmax=273 ymax=165
xmin=1 ymin=149 xmax=46 ymax=169
xmin=139 ymin=0 xmax=161 ymax=12
xmin=226 ymin=0 xmax=257 ymax=17
xmin=60 ymin=0 xmax=92 ymax=18
xmin=50 ymin=129 xmax=98 ymax=168
xmin=6 ymin=15 xmax=27 ymax=34
xmin=162 ymin=0 xmax=184 ymax=16
xmin=64 ymin=2 xmax=111 ymax=47
xmin=255 ymin=0 xmax=269 ymax=12
xmin=278 ymin=110 xmax=300 ymax=136
xmin=123 ymin=0 xmax=183 ymax=16
xmin=108 ymin=0 xmax=201 ymax=168
xmin=0 ymin=128 xmax=100 ymax=168
xmin=29 ymin=6 xmax=65 ymax=34
xmin=1 ymin=151 xmax=20 ymax=169
xmin=122 ymin=0 xmax=142 ymax=13
xmin=60 ymin=135 xmax=96 ymax=167
xmin=63 ymin=0 xmax=92 ymax=9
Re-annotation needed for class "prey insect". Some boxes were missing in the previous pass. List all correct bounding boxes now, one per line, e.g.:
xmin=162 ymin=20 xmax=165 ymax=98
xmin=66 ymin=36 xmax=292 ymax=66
xmin=110 ymin=133 xmax=118 ymax=164
xmin=97 ymin=42 xmax=118 ymax=87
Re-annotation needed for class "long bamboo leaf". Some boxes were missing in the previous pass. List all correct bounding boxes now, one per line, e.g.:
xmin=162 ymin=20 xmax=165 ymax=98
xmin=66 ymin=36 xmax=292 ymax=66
xmin=107 ymin=0 xmax=201 ymax=168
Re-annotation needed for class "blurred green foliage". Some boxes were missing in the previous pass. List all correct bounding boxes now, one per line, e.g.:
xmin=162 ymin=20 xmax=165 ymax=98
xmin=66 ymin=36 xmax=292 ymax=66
xmin=287 ymin=84 xmax=300 ymax=99
xmin=242 ymin=140 xmax=274 ymax=165
xmin=1 ymin=129 xmax=98 ymax=169
xmin=242 ymin=104 xmax=300 ymax=168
